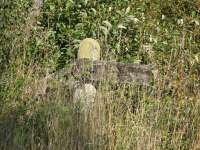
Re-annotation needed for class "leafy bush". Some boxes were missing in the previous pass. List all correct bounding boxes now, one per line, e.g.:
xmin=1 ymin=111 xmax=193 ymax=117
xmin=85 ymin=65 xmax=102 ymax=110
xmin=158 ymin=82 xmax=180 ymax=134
xmin=0 ymin=0 xmax=200 ymax=149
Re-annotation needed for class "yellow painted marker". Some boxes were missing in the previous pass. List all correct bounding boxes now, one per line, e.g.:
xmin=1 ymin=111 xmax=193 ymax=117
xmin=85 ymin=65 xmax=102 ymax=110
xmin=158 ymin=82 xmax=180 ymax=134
xmin=78 ymin=38 xmax=100 ymax=61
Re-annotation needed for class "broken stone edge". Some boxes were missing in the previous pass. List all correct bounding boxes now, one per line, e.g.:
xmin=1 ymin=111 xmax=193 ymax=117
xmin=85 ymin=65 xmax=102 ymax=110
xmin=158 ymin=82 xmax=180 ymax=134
xmin=61 ymin=59 xmax=153 ymax=86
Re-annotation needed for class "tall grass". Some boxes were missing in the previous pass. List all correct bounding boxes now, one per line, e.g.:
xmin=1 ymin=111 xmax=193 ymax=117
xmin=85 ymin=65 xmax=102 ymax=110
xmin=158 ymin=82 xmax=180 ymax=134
xmin=0 ymin=57 xmax=199 ymax=149
xmin=0 ymin=0 xmax=200 ymax=149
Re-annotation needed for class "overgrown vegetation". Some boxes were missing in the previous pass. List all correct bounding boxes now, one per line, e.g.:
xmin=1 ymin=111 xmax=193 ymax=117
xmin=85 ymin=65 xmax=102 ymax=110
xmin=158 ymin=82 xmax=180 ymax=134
xmin=0 ymin=0 xmax=200 ymax=149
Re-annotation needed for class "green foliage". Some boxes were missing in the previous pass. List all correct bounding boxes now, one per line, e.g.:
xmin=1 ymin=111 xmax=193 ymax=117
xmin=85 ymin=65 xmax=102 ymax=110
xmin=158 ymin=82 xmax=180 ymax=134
xmin=0 ymin=0 xmax=200 ymax=149
xmin=0 ymin=0 xmax=31 ymax=71
xmin=0 ymin=99 xmax=72 ymax=149
xmin=41 ymin=0 xmax=200 ymax=68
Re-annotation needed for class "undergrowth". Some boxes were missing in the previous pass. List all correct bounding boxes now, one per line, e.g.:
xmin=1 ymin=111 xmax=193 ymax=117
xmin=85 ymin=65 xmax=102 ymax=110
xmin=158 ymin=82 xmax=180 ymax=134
xmin=0 ymin=0 xmax=200 ymax=149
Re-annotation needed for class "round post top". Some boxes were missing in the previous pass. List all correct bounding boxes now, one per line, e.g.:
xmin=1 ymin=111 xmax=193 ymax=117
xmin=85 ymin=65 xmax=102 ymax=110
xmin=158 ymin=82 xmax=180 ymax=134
xmin=78 ymin=38 xmax=100 ymax=61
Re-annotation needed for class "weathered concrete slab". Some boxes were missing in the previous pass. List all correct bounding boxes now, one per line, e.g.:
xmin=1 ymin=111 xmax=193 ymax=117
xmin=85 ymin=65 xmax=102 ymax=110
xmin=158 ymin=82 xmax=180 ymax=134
xmin=64 ymin=59 xmax=152 ymax=85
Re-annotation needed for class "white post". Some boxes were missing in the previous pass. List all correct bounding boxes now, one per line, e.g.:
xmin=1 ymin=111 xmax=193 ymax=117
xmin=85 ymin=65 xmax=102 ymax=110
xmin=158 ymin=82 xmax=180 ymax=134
xmin=73 ymin=38 xmax=101 ymax=112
